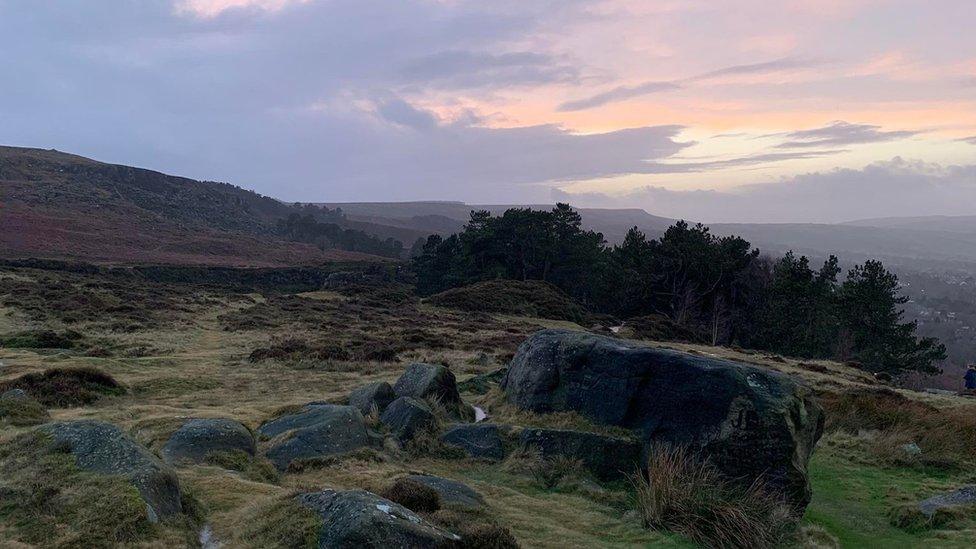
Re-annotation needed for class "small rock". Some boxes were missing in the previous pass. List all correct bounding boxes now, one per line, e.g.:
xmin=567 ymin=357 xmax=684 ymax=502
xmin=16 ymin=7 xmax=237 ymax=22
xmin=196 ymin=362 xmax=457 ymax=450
xmin=440 ymin=423 xmax=511 ymax=461
xmin=348 ymin=382 xmax=396 ymax=416
xmin=393 ymin=363 xmax=462 ymax=407
xmin=381 ymin=396 xmax=437 ymax=444
xmin=161 ymin=418 xmax=256 ymax=465
xmin=297 ymin=489 xmax=460 ymax=548
xmin=900 ymin=442 xmax=922 ymax=457
xmin=457 ymin=368 xmax=507 ymax=395
xmin=919 ymin=486 xmax=976 ymax=517
xmin=1 ymin=388 xmax=28 ymax=401
xmin=403 ymin=474 xmax=486 ymax=511
xmin=40 ymin=420 xmax=182 ymax=521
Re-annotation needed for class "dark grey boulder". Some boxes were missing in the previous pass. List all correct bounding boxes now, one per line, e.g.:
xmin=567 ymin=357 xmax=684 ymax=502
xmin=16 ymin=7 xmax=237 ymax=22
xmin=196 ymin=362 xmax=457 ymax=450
xmin=404 ymin=474 xmax=486 ymax=511
xmin=919 ymin=486 xmax=976 ymax=517
xmin=297 ymin=489 xmax=460 ymax=548
xmin=259 ymin=404 xmax=373 ymax=470
xmin=381 ymin=396 xmax=438 ymax=444
xmin=518 ymin=428 xmax=641 ymax=481
xmin=161 ymin=418 xmax=256 ymax=465
xmin=39 ymin=420 xmax=182 ymax=521
xmin=440 ymin=423 xmax=511 ymax=461
xmin=503 ymin=329 xmax=824 ymax=509
xmin=348 ymin=381 xmax=396 ymax=416
xmin=393 ymin=363 xmax=462 ymax=407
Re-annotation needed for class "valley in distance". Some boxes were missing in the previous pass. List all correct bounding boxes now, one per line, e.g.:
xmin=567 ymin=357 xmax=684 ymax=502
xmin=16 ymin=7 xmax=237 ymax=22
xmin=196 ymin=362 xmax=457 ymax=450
xmin=3 ymin=146 xmax=976 ymax=547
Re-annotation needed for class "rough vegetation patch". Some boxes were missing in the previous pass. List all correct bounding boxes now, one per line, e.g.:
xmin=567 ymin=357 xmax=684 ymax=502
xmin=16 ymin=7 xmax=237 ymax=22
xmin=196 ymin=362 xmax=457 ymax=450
xmin=428 ymin=279 xmax=588 ymax=322
xmin=0 ymin=367 xmax=124 ymax=407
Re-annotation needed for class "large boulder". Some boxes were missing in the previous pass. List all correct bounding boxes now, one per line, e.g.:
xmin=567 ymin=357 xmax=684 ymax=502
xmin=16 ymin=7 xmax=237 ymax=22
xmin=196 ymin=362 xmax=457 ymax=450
xmin=393 ymin=363 xmax=462 ymax=407
xmin=161 ymin=418 xmax=256 ymax=465
xmin=297 ymin=489 xmax=460 ymax=548
xmin=403 ymin=474 xmax=486 ymax=511
xmin=381 ymin=396 xmax=437 ymax=444
xmin=40 ymin=420 xmax=182 ymax=521
xmin=258 ymin=404 xmax=374 ymax=470
xmin=518 ymin=428 xmax=641 ymax=481
xmin=503 ymin=329 xmax=825 ymax=508
xmin=440 ymin=423 xmax=512 ymax=461
xmin=348 ymin=381 xmax=396 ymax=416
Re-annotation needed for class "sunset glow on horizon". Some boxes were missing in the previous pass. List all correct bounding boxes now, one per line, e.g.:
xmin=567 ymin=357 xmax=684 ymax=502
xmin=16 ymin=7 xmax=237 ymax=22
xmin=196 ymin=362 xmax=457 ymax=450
xmin=1 ymin=0 xmax=973 ymax=222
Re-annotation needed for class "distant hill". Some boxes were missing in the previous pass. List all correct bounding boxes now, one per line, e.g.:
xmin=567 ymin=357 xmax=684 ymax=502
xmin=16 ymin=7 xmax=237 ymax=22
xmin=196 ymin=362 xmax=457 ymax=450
xmin=0 ymin=146 xmax=391 ymax=266
xmin=320 ymin=201 xmax=675 ymax=243
xmin=323 ymin=200 xmax=976 ymax=269
xmin=844 ymin=215 xmax=976 ymax=235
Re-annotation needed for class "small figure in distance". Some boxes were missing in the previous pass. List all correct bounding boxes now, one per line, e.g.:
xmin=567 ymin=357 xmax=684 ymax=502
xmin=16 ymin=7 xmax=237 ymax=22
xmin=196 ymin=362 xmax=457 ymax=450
xmin=964 ymin=364 xmax=976 ymax=395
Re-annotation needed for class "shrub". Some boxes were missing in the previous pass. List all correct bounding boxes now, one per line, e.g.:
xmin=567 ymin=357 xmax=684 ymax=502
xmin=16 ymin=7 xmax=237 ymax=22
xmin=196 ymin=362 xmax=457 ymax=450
xmin=0 ymin=367 xmax=124 ymax=407
xmin=380 ymin=478 xmax=441 ymax=513
xmin=632 ymin=443 xmax=796 ymax=549
xmin=427 ymin=280 xmax=588 ymax=322
xmin=428 ymin=509 xmax=519 ymax=549
xmin=0 ymin=329 xmax=83 ymax=349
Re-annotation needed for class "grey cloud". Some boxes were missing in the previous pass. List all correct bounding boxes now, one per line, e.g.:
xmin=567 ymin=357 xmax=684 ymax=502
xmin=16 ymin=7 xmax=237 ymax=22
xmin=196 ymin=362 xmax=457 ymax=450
xmin=558 ymin=57 xmax=820 ymax=112
xmin=557 ymin=159 xmax=976 ymax=224
xmin=775 ymin=121 xmax=919 ymax=148
xmin=557 ymin=81 xmax=681 ymax=112
xmin=401 ymin=50 xmax=580 ymax=88
xmin=960 ymin=136 xmax=976 ymax=145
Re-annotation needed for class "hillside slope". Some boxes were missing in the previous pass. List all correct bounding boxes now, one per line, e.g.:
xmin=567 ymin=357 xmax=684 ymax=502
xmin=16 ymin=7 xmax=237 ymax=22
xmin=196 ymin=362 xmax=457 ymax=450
xmin=0 ymin=146 xmax=384 ymax=266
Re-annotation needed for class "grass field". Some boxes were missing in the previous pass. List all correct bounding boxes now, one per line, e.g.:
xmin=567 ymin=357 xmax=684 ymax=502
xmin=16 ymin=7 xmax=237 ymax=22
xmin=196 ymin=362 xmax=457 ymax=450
xmin=1 ymin=263 xmax=975 ymax=547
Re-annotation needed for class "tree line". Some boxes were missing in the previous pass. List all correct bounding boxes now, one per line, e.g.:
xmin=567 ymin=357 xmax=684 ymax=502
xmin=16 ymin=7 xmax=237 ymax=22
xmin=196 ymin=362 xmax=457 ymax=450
xmin=277 ymin=210 xmax=404 ymax=259
xmin=412 ymin=204 xmax=946 ymax=376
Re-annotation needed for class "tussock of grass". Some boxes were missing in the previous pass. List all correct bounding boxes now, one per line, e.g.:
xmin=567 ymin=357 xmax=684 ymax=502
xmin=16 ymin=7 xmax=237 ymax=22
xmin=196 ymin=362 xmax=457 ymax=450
xmin=0 ymin=395 xmax=50 ymax=426
xmin=381 ymin=477 xmax=441 ymax=513
xmin=0 ymin=367 xmax=124 ymax=407
xmin=285 ymin=447 xmax=386 ymax=473
xmin=887 ymin=504 xmax=969 ymax=533
xmin=206 ymin=449 xmax=281 ymax=484
xmin=427 ymin=509 xmax=520 ymax=549
xmin=220 ymin=495 xmax=320 ymax=549
xmin=821 ymin=388 xmax=976 ymax=469
xmin=633 ymin=443 xmax=796 ymax=549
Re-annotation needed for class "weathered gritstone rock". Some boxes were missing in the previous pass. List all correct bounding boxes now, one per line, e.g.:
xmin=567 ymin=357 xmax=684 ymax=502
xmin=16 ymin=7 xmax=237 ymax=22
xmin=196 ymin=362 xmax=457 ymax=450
xmin=393 ymin=363 xmax=463 ymax=407
xmin=381 ymin=396 xmax=438 ymax=444
xmin=1 ymin=388 xmax=29 ymax=400
xmin=918 ymin=486 xmax=976 ymax=517
xmin=403 ymin=474 xmax=486 ymax=511
xmin=297 ymin=489 xmax=461 ymax=548
xmin=503 ymin=329 xmax=825 ymax=509
xmin=518 ymin=428 xmax=641 ymax=481
xmin=39 ymin=420 xmax=182 ymax=522
xmin=161 ymin=418 xmax=256 ymax=465
xmin=440 ymin=423 xmax=512 ymax=461
xmin=457 ymin=368 xmax=508 ymax=395
xmin=348 ymin=381 xmax=396 ymax=416
xmin=258 ymin=404 xmax=373 ymax=471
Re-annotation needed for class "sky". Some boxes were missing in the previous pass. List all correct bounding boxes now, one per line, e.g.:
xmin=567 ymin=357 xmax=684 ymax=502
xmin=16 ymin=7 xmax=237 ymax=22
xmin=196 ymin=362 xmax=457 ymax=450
xmin=1 ymin=0 xmax=974 ymax=223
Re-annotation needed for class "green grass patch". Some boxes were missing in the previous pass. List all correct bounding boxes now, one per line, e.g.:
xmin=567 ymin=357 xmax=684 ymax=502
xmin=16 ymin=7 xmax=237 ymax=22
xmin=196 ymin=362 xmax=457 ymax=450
xmin=0 ymin=394 xmax=50 ymax=426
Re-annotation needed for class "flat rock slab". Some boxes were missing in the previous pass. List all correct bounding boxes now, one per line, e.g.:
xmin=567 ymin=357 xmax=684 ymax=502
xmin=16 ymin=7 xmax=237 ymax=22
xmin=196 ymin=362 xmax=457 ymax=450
xmin=40 ymin=420 xmax=182 ymax=521
xmin=259 ymin=404 xmax=373 ymax=471
xmin=297 ymin=489 xmax=461 ymax=548
xmin=161 ymin=418 xmax=256 ymax=465
xmin=404 ymin=474 xmax=486 ymax=511
xmin=440 ymin=423 xmax=511 ymax=461
xmin=504 ymin=329 xmax=824 ymax=508
xmin=919 ymin=486 xmax=976 ymax=517
xmin=518 ymin=427 xmax=641 ymax=481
